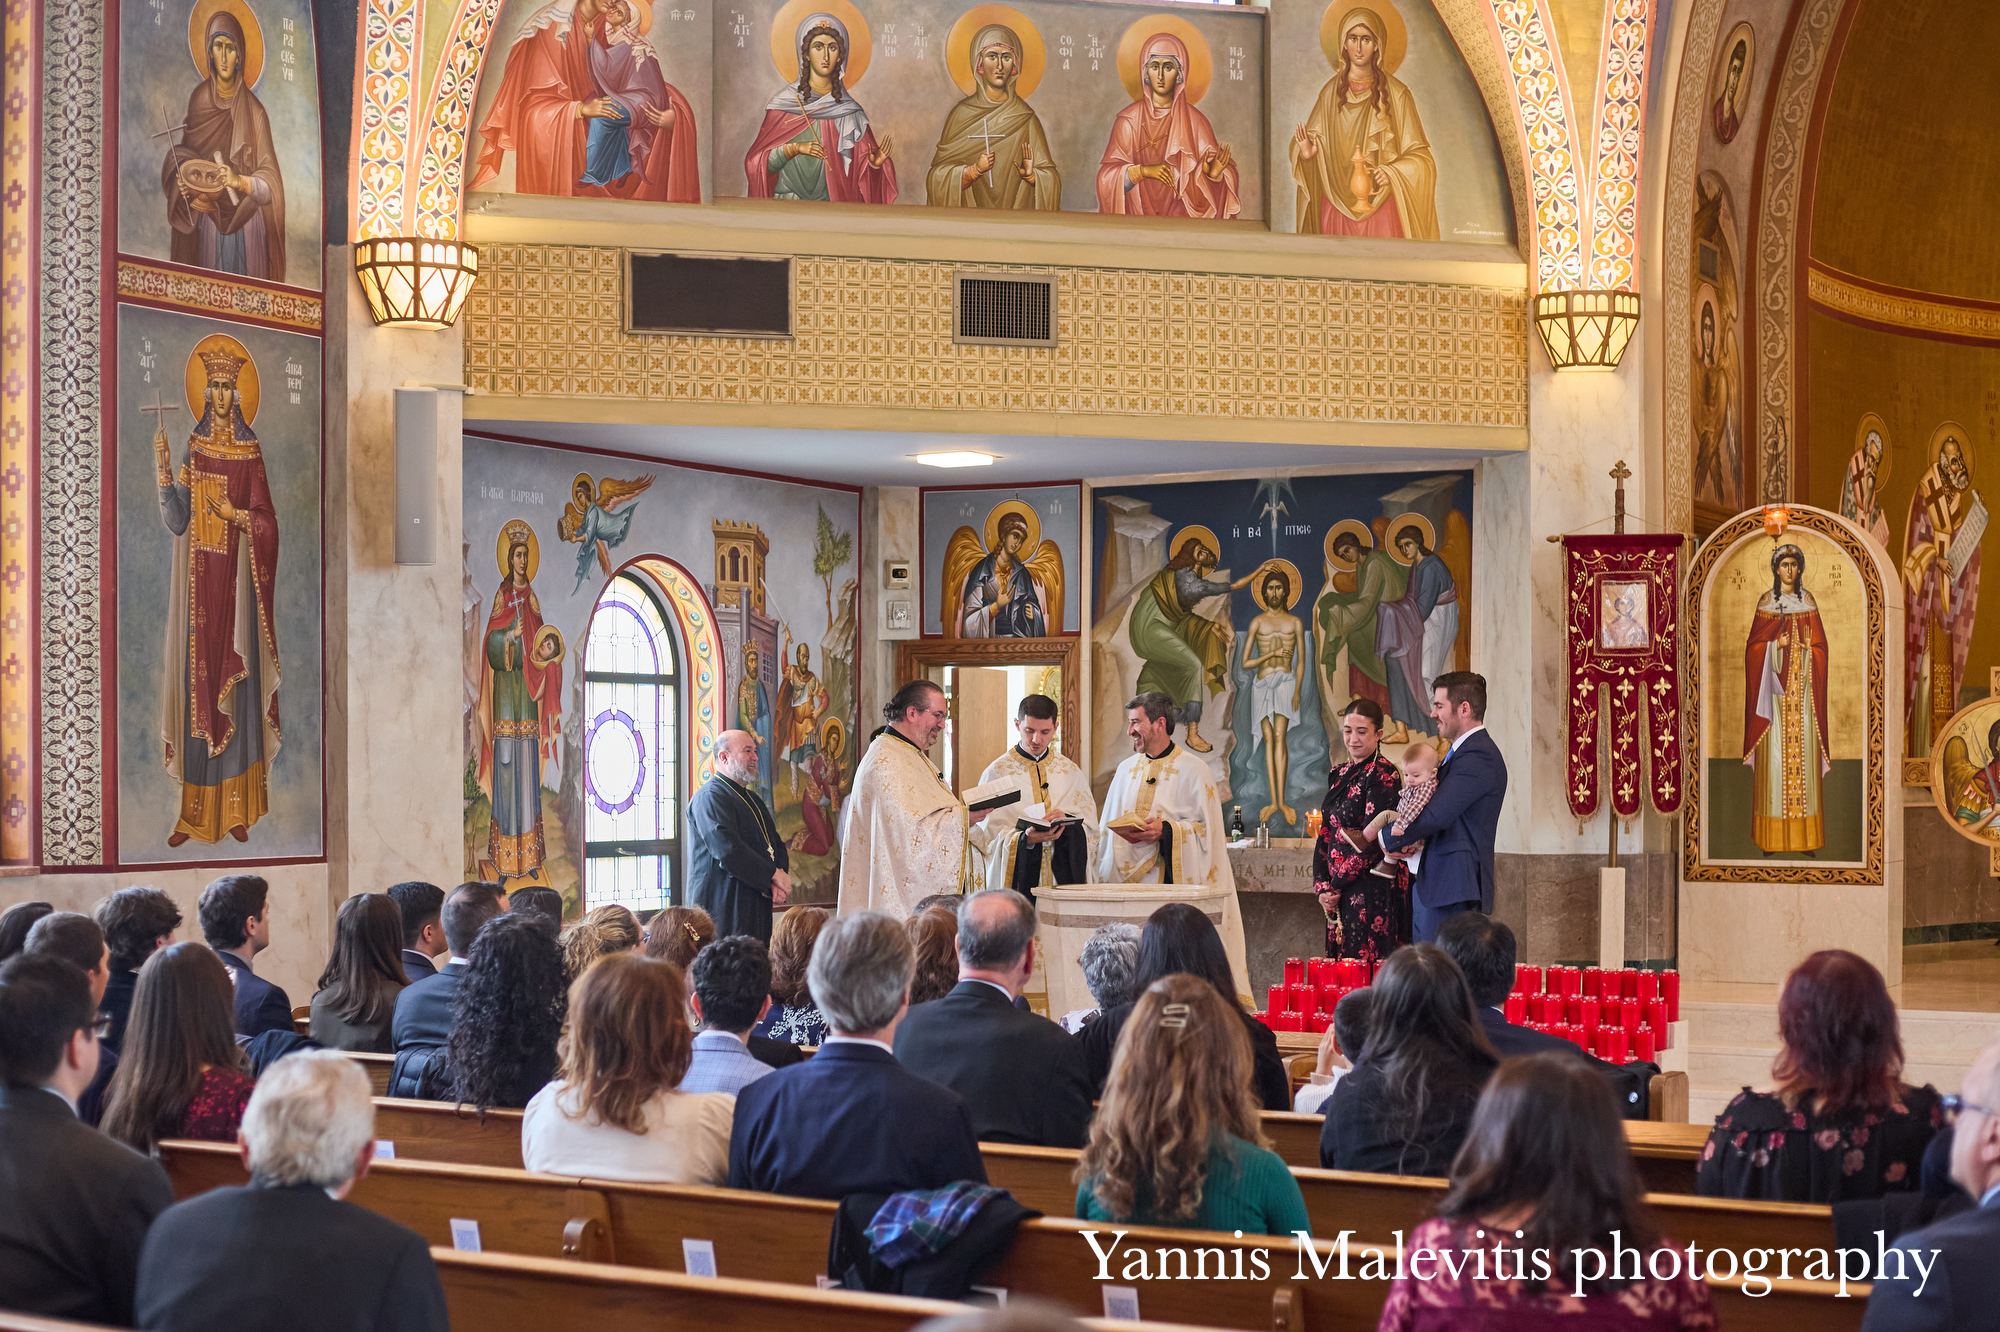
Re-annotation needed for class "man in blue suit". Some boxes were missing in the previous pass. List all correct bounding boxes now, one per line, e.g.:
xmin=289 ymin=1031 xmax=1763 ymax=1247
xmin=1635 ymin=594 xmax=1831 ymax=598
xmin=1371 ymin=671 xmax=1507 ymax=943
xmin=728 ymin=909 xmax=987 ymax=1200
xmin=199 ymin=875 xmax=294 ymax=1038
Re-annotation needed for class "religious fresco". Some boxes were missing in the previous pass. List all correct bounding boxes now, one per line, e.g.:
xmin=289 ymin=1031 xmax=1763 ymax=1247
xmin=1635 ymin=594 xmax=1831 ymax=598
xmin=113 ymin=307 xmax=324 ymax=863
xmin=116 ymin=0 xmax=324 ymax=289
xmin=1708 ymin=21 xmax=1754 ymax=146
xmin=1267 ymin=0 xmax=1512 ymax=243
xmin=920 ymin=483 xmax=1080 ymax=637
xmin=469 ymin=0 xmax=713 ymax=201
xmin=1690 ymin=170 xmax=1743 ymax=526
xmin=464 ymin=436 xmax=859 ymax=915
xmin=1091 ymin=470 xmax=1471 ymax=835
xmin=1928 ymin=696 xmax=2000 ymax=847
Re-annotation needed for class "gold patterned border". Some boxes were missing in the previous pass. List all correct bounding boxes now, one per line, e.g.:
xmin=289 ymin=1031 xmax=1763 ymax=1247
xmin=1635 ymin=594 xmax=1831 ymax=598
xmin=1682 ymin=506 xmax=1887 ymax=884
xmin=464 ymin=248 xmax=1530 ymax=428
xmin=115 ymin=259 xmax=324 ymax=333
xmin=1 ymin=0 xmax=33 ymax=864
xmin=1661 ymin=0 xmax=1728 ymax=538
xmin=1807 ymin=263 xmax=2000 ymax=346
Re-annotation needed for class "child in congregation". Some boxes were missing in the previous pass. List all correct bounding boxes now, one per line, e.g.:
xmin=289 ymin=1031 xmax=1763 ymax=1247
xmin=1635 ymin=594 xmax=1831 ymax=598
xmin=1365 ymin=741 xmax=1440 ymax=877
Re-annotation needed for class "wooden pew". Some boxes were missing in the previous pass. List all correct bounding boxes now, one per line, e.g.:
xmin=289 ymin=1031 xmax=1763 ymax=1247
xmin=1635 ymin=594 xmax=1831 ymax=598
xmin=355 ymin=1051 xmax=393 ymax=1096
xmin=373 ymin=1098 xmax=526 ymax=1169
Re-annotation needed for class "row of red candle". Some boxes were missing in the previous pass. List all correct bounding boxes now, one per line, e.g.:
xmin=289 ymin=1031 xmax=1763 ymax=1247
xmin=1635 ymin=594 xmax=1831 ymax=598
xmin=1283 ymin=956 xmax=1376 ymax=989
xmin=1506 ymin=992 xmax=1670 ymax=1041
xmin=1267 ymin=982 xmax=1366 ymax=1016
xmin=1512 ymin=965 xmax=1680 ymax=1021
xmin=1524 ymin=1021 xmax=1657 ymax=1064
xmin=1262 ymin=1008 xmax=1332 ymax=1033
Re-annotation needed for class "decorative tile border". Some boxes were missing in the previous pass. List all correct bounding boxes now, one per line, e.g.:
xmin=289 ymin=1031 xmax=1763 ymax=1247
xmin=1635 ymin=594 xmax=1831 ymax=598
xmin=463 ymin=248 xmax=1531 ymax=428
xmin=1806 ymin=262 xmax=2000 ymax=347
xmin=1661 ymin=0 xmax=1727 ymax=538
xmin=354 ymin=0 xmax=419 ymax=239
xmin=115 ymin=260 xmax=325 ymax=333
xmin=412 ymin=0 xmax=509 ymax=241
xmin=1586 ymin=0 xmax=1656 ymax=292
xmin=1 ymin=0 xmax=36 ymax=862
xmin=38 ymin=0 xmax=104 ymax=864
xmin=1484 ymin=0 xmax=1584 ymax=293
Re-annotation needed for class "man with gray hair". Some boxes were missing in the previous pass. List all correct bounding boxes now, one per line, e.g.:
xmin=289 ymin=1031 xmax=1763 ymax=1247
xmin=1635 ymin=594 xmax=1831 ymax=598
xmin=894 ymin=890 xmax=1093 ymax=1147
xmin=686 ymin=728 xmax=792 ymax=942
xmin=1059 ymin=920 xmax=1142 ymax=1033
xmin=728 ymin=910 xmax=987 ymax=1199
xmin=134 ymin=1051 xmax=448 ymax=1331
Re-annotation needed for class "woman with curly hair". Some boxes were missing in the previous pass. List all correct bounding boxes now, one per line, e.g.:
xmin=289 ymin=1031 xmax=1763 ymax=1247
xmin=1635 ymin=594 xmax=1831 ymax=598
xmin=904 ymin=906 xmax=959 ymax=1006
xmin=751 ymin=905 xmax=830 ymax=1046
xmin=102 ymin=942 xmax=255 ymax=1153
xmin=444 ymin=912 xmax=566 ymax=1111
xmin=1075 ymin=973 xmax=1307 ymax=1235
xmin=560 ymin=903 xmax=643 ymax=982
xmin=523 ymin=953 xmax=733 ymax=1183
xmin=1697 ymin=949 xmax=1941 ymax=1202
xmin=308 ymin=893 xmax=408 ymax=1052
xmin=643 ymin=904 xmax=715 ymax=973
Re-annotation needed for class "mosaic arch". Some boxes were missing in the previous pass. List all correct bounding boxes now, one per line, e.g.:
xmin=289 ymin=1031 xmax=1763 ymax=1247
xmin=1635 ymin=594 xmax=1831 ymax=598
xmin=618 ymin=556 xmax=725 ymax=791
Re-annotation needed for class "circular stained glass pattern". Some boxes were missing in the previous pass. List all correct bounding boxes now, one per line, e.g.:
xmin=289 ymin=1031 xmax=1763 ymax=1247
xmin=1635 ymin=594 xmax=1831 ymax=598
xmin=586 ymin=709 xmax=648 ymax=815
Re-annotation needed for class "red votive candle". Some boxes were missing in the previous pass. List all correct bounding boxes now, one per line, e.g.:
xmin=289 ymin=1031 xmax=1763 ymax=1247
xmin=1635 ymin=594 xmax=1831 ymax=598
xmin=1620 ymin=999 xmax=1641 ymax=1037
xmin=1504 ymin=994 xmax=1527 ymax=1024
xmin=1310 ymin=1011 xmax=1331 ymax=1033
xmin=1580 ymin=997 xmax=1600 ymax=1033
xmin=1267 ymin=985 xmax=1288 ymax=1015
xmin=1285 ymin=957 xmax=1305 ymax=986
xmin=1520 ymin=965 xmax=1543 ymax=995
xmin=1634 ymin=1028 xmax=1656 ymax=1062
xmin=1637 ymin=971 xmax=1659 ymax=1002
xmin=1619 ymin=968 xmax=1640 ymax=999
xmin=1581 ymin=966 xmax=1602 ymax=997
xmin=1288 ymin=983 xmax=1311 ymax=1013
xmin=1603 ymin=1027 xmax=1629 ymax=1064
xmin=1646 ymin=998 xmax=1668 ymax=1036
xmin=1662 ymin=971 xmax=1681 ymax=1021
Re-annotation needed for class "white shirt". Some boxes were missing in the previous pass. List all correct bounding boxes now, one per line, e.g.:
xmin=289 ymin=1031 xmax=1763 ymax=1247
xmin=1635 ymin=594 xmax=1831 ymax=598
xmin=961 ymin=978 xmax=1013 ymax=1002
xmin=1377 ymin=724 xmax=1488 ymax=858
xmin=820 ymin=1035 xmax=896 ymax=1055
xmin=521 ymin=1081 xmax=734 ymax=1184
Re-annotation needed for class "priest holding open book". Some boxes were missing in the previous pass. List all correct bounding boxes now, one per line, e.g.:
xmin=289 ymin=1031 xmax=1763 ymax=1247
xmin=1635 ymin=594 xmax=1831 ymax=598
xmin=1097 ymin=691 xmax=1233 ymax=889
xmin=968 ymin=694 xmax=1099 ymax=894
xmin=837 ymin=679 xmax=977 ymax=916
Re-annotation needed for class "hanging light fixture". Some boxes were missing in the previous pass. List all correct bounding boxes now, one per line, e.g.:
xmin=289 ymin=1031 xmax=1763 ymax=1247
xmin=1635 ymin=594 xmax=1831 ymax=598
xmin=1532 ymin=289 xmax=1641 ymax=370
xmin=353 ymin=237 xmax=480 ymax=330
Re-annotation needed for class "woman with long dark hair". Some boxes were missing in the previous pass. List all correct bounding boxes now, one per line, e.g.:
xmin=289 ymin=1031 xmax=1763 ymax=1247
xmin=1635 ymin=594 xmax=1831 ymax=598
xmin=752 ymin=905 xmax=831 ymax=1046
xmin=443 ymin=912 xmax=567 ymax=1111
xmin=904 ymin=906 xmax=960 ymax=1006
xmin=1378 ymin=1053 xmax=1717 ymax=1328
xmin=308 ymin=893 xmax=408 ymax=1052
xmin=1698 ymin=949 xmax=1940 ymax=1202
xmin=102 ymin=942 xmax=254 ymax=1153
xmin=1320 ymin=942 xmax=1497 ymax=1175
xmin=1077 ymin=975 xmax=1309 ymax=1235
xmin=1311 ymin=696 xmax=1408 ymax=963
xmin=1079 ymin=903 xmax=1289 ymax=1110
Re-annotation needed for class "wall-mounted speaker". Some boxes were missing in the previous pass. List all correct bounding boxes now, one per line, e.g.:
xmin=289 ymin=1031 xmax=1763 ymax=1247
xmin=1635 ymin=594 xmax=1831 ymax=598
xmin=394 ymin=388 xmax=438 ymax=565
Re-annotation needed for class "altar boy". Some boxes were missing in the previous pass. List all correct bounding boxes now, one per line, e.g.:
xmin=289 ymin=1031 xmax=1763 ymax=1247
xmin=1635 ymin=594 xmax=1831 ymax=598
xmin=969 ymin=694 xmax=1099 ymax=894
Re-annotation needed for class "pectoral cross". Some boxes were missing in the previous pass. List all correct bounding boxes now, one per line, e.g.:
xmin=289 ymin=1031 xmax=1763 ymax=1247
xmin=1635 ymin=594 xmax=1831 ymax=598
xmin=973 ymin=116 xmax=999 ymax=186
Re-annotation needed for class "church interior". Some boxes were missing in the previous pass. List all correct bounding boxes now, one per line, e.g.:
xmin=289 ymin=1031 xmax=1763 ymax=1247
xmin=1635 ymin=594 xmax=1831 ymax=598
xmin=4 ymin=0 xmax=2000 ymax=1309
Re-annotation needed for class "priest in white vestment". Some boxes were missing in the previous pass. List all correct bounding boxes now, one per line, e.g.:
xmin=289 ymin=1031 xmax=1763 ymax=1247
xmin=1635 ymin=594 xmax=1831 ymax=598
xmin=968 ymin=694 xmax=1098 ymax=894
xmin=837 ymin=680 xmax=972 ymax=916
xmin=1098 ymin=691 xmax=1233 ymax=890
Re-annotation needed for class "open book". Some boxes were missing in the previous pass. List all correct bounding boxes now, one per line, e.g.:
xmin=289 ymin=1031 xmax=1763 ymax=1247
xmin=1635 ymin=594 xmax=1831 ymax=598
xmin=1015 ymin=802 xmax=1083 ymax=832
xmin=961 ymin=778 xmax=1025 ymax=814
xmin=1103 ymin=811 xmax=1150 ymax=831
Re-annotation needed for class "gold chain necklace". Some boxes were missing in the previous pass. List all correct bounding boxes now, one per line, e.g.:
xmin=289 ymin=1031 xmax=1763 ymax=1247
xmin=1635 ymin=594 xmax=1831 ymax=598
xmin=717 ymin=774 xmax=778 ymax=857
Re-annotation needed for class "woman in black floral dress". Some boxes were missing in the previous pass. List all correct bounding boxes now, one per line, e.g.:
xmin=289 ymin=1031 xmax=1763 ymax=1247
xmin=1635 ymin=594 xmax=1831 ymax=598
xmin=1311 ymin=698 xmax=1409 ymax=964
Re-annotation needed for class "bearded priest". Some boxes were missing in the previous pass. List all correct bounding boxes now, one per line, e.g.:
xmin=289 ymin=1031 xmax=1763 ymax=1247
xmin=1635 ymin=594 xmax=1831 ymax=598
xmin=686 ymin=729 xmax=791 ymax=943
xmin=968 ymin=694 xmax=1098 ymax=894
xmin=837 ymin=680 xmax=973 ymax=916
xmin=1097 ymin=691 xmax=1233 ymax=890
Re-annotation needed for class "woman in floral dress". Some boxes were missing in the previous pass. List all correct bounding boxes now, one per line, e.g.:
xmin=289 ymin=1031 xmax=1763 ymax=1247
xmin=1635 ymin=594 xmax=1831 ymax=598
xmin=1311 ymin=698 xmax=1408 ymax=964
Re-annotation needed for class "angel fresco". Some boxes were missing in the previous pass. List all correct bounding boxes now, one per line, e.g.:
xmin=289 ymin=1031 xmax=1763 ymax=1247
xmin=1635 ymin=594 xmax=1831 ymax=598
xmin=940 ymin=500 xmax=1065 ymax=638
xmin=557 ymin=472 xmax=655 ymax=590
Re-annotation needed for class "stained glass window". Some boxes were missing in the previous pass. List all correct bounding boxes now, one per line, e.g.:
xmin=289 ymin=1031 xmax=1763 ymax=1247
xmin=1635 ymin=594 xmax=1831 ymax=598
xmin=582 ymin=574 xmax=680 ymax=915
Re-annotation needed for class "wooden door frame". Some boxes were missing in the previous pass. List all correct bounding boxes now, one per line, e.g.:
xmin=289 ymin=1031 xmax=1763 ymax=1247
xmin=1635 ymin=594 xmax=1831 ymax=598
xmin=892 ymin=638 xmax=1082 ymax=764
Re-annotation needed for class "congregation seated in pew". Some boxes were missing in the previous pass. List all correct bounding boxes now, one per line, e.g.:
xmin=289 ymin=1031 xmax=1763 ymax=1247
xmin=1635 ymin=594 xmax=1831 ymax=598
xmin=103 ymin=942 xmax=256 ymax=1153
xmin=522 ymin=950 xmax=733 ymax=1184
xmin=1079 ymin=903 xmax=1291 ymax=1111
xmin=559 ymin=903 xmax=643 ymax=981
xmin=1698 ymin=949 xmax=1942 ymax=1204
xmin=753 ymin=904 xmax=833 ymax=1046
xmin=95 ymin=886 xmax=183 ymax=1054
xmin=683 ymin=934 xmax=803 ymax=1092
xmin=23 ymin=911 xmax=119 ymax=1125
xmin=308 ymin=892 xmax=409 ymax=1054
xmin=1294 ymin=986 xmax=1373 ymax=1116
xmin=200 ymin=874 xmax=295 ymax=1041
xmin=1320 ymin=943 xmax=1498 ymax=1177
xmin=1076 ymin=973 xmax=1310 ymax=1236
xmin=1058 ymin=921 xmax=1140 ymax=1035
xmin=904 ymin=905 xmax=962 ymax=1006
xmin=389 ymin=881 xmax=505 ymax=1096
xmin=507 ymin=884 xmax=564 ymax=933
xmin=1377 ymin=1052 xmax=1717 ymax=1330
xmin=134 ymin=1050 xmax=447 ymax=1332
xmin=442 ymin=911 xmax=566 ymax=1111
xmin=385 ymin=881 xmax=447 ymax=983
xmin=644 ymin=903 xmax=716 ymax=972
xmin=0 ymin=898 xmax=53 ymax=960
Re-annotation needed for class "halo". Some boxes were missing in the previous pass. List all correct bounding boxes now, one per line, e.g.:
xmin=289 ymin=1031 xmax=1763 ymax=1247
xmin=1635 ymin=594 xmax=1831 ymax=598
xmin=982 ymin=499 xmax=1041 ymax=557
xmin=820 ymin=716 xmax=847 ymax=763
xmin=1324 ymin=519 xmax=1374 ymax=572
xmin=1708 ymin=21 xmax=1756 ymax=119
xmin=183 ymin=334 xmax=261 ymax=426
xmin=1383 ymin=513 xmax=1436 ymax=566
xmin=496 ymin=519 xmax=541 ymax=582
xmin=1927 ymin=420 xmax=1970 ymax=474
xmin=1854 ymin=412 xmax=1890 ymax=488
xmin=1252 ymin=558 xmax=1303 ymax=610
xmin=570 ymin=472 xmax=596 ymax=504
xmin=625 ymin=0 xmax=653 ymax=35
xmin=188 ymin=0 xmax=265 ymax=89
xmin=1320 ymin=1 xmax=1407 ymax=76
xmin=1168 ymin=524 xmax=1221 ymax=570
xmin=769 ymin=0 xmax=874 ymax=89
xmin=1929 ymin=697 xmax=2000 ymax=847
xmin=532 ymin=625 xmax=567 ymax=665
xmin=1117 ymin=15 xmax=1213 ymax=105
xmin=945 ymin=5 xmax=1046 ymax=97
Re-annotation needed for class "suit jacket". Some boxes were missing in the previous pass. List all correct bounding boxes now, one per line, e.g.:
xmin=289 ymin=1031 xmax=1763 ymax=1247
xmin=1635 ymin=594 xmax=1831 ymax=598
xmin=1861 ymin=1197 xmax=2000 ymax=1332
xmin=400 ymin=949 xmax=438 ymax=983
xmin=1320 ymin=1051 xmax=1499 ymax=1176
xmin=686 ymin=774 xmax=790 ymax=943
xmin=1383 ymin=727 xmax=1507 ymax=910
xmin=728 ymin=1041 xmax=988 ymax=1200
xmin=101 ymin=968 xmax=139 ymax=1055
xmin=747 ymin=1034 xmax=805 ymax=1070
xmin=0 ymin=1084 xmax=175 ymax=1326
xmin=135 ymin=1180 xmax=448 ymax=1332
xmin=214 ymin=948 xmax=295 ymax=1039
xmin=392 ymin=960 xmax=465 ymax=1051
xmin=1081 ymin=999 xmax=1293 ymax=1112
xmin=1476 ymin=1008 xmax=1647 ymax=1120
xmin=893 ymin=980 xmax=1094 ymax=1148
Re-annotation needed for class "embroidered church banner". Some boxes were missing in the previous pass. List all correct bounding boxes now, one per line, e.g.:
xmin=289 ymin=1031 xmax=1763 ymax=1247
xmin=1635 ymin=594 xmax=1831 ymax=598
xmin=1561 ymin=534 xmax=1683 ymax=820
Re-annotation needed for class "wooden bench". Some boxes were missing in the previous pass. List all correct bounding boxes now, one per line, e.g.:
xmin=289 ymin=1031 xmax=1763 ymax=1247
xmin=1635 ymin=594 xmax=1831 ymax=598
xmin=1259 ymin=1110 xmax=1704 ymax=1192
xmin=355 ymin=1051 xmax=393 ymax=1096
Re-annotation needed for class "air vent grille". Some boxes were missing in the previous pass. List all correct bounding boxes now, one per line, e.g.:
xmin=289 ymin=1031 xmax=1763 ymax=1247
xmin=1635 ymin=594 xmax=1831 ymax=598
xmin=625 ymin=250 xmax=794 ymax=338
xmin=953 ymin=271 xmax=1057 ymax=347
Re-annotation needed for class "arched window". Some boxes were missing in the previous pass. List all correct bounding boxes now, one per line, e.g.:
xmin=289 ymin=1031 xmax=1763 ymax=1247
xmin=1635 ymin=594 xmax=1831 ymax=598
xmin=582 ymin=574 xmax=681 ymax=914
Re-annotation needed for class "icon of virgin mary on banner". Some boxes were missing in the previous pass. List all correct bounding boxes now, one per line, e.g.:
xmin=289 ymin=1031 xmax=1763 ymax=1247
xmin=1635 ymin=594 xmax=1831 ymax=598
xmin=476 ymin=520 xmax=567 ymax=881
xmin=1743 ymin=543 xmax=1830 ymax=855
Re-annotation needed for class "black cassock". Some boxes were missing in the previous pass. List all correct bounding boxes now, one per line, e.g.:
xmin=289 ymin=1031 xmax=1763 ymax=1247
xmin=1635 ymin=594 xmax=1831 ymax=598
xmin=686 ymin=773 xmax=790 ymax=943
